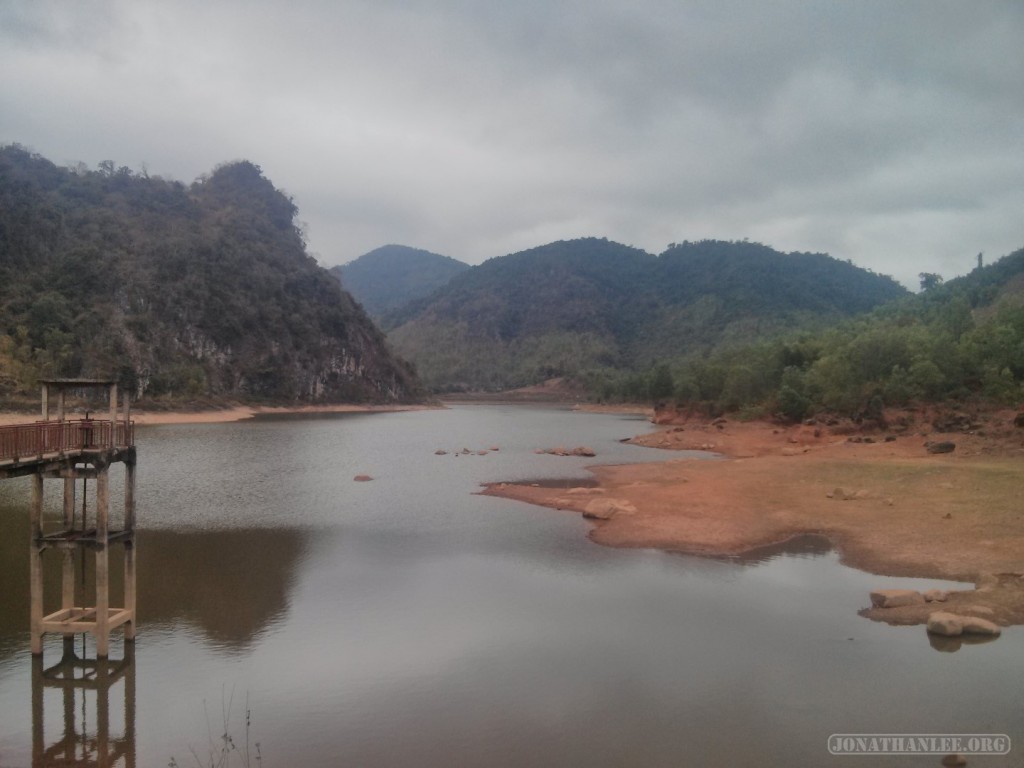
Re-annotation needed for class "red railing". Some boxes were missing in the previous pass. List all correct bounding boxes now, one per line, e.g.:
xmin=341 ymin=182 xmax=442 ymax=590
xmin=0 ymin=420 xmax=134 ymax=462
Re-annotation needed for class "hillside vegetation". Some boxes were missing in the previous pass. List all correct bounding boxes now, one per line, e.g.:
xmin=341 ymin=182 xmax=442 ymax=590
xmin=387 ymin=238 xmax=908 ymax=391
xmin=591 ymin=247 xmax=1024 ymax=419
xmin=0 ymin=145 xmax=419 ymax=404
xmin=330 ymin=244 xmax=469 ymax=318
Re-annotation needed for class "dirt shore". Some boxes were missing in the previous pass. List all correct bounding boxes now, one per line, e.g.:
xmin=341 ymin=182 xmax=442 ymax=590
xmin=483 ymin=408 xmax=1024 ymax=627
xmin=0 ymin=402 xmax=437 ymax=426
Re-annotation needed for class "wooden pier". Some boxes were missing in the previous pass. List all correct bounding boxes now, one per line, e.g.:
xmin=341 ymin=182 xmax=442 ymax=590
xmin=1 ymin=379 xmax=137 ymax=658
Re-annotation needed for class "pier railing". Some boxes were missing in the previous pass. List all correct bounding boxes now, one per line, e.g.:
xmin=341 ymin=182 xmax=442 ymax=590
xmin=0 ymin=420 xmax=134 ymax=462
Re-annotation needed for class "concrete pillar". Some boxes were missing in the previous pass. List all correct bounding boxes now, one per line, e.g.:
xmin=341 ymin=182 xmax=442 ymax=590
xmin=41 ymin=383 xmax=49 ymax=422
xmin=30 ymin=473 xmax=44 ymax=655
xmin=61 ymin=476 xmax=76 ymax=638
xmin=57 ymin=388 xmax=65 ymax=422
xmin=124 ymin=461 xmax=137 ymax=641
xmin=96 ymin=469 xmax=110 ymax=657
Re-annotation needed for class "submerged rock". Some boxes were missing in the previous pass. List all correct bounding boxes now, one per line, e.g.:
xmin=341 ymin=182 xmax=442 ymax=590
xmin=353 ymin=474 xmax=373 ymax=482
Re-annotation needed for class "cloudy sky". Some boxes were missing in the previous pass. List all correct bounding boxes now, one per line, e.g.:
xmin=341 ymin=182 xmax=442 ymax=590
xmin=1 ymin=0 xmax=1021 ymax=288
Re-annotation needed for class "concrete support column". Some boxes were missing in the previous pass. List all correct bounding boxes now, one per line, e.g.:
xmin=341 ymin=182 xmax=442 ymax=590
xmin=124 ymin=460 xmax=137 ymax=641
xmin=96 ymin=469 xmax=110 ymax=657
xmin=30 ymin=473 xmax=44 ymax=655
xmin=61 ymin=477 xmax=76 ymax=638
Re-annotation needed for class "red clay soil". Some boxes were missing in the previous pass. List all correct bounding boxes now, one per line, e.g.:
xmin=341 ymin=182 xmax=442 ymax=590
xmin=482 ymin=408 xmax=1024 ymax=627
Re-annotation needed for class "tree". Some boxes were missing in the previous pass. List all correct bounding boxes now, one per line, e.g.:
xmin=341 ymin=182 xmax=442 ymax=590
xmin=919 ymin=272 xmax=944 ymax=292
xmin=648 ymin=363 xmax=674 ymax=402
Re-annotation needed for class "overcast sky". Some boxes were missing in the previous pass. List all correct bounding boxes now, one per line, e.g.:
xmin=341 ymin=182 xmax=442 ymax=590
xmin=1 ymin=1 xmax=1021 ymax=288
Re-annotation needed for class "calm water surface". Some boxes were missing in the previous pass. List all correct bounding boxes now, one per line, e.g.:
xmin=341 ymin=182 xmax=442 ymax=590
xmin=0 ymin=405 xmax=1020 ymax=767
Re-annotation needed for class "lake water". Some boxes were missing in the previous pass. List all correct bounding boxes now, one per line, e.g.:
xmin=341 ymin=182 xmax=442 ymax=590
xmin=0 ymin=405 xmax=1020 ymax=767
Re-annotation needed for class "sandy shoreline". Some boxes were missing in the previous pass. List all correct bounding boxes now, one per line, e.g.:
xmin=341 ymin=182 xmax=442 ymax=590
xmin=0 ymin=402 xmax=439 ymax=426
xmin=483 ymin=410 xmax=1024 ymax=627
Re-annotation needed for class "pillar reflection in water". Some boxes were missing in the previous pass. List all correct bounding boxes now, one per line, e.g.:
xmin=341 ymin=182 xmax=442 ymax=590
xmin=31 ymin=638 xmax=136 ymax=768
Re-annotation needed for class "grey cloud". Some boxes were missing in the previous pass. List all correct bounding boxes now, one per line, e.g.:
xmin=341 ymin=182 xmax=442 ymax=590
xmin=1 ymin=0 xmax=1022 ymax=288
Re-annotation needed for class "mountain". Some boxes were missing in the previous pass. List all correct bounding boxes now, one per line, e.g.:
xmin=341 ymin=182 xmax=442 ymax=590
xmin=330 ymin=245 xmax=470 ymax=318
xmin=386 ymin=237 xmax=909 ymax=391
xmin=641 ymin=244 xmax=1024 ymax=418
xmin=0 ymin=145 xmax=419 ymax=403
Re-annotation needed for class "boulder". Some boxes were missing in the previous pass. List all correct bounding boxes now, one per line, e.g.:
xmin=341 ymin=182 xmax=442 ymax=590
xmin=434 ymin=449 xmax=448 ymax=455
xmin=870 ymin=589 xmax=925 ymax=608
xmin=961 ymin=616 xmax=1001 ymax=636
xmin=925 ymin=441 xmax=956 ymax=454
xmin=923 ymin=589 xmax=948 ymax=603
xmin=940 ymin=754 xmax=967 ymax=768
xmin=571 ymin=446 xmax=596 ymax=457
xmin=927 ymin=612 xmax=964 ymax=637
xmin=582 ymin=498 xmax=637 ymax=520
xmin=353 ymin=475 xmax=373 ymax=482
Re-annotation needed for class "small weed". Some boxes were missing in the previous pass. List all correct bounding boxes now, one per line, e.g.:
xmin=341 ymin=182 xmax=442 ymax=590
xmin=168 ymin=687 xmax=262 ymax=768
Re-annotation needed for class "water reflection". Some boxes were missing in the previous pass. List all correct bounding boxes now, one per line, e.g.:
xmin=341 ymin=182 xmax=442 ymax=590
xmin=137 ymin=528 xmax=307 ymax=650
xmin=32 ymin=642 xmax=135 ymax=767
xmin=0 ymin=514 xmax=308 ymax=658
xmin=722 ymin=533 xmax=834 ymax=566
xmin=927 ymin=632 xmax=1001 ymax=653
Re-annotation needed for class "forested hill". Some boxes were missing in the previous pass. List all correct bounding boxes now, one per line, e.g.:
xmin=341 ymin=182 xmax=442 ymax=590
xmin=330 ymin=244 xmax=469 ymax=318
xmin=0 ymin=145 xmax=419 ymax=403
xmin=386 ymin=237 xmax=908 ymax=391
xmin=607 ymin=245 xmax=1024 ymax=419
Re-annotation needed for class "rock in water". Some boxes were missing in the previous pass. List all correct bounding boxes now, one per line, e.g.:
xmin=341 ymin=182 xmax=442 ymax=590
xmin=870 ymin=589 xmax=925 ymax=608
xmin=927 ymin=612 xmax=964 ymax=637
xmin=961 ymin=616 xmax=1001 ymax=636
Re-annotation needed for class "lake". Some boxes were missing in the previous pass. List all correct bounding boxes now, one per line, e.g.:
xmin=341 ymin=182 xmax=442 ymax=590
xmin=0 ymin=405 xmax=1020 ymax=766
